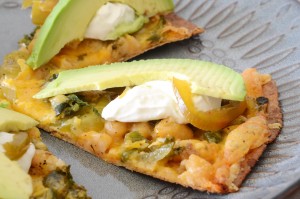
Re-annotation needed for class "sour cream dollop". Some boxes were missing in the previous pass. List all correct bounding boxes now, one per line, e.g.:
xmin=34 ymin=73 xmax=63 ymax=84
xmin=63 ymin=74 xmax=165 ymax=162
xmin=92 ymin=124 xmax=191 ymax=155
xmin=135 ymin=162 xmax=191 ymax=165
xmin=85 ymin=2 xmax=135 ymax=41
xmin=102 ymin=81 xmax=222 ymax=123
xmin=0 ymin=132 xmax=35 ymax=172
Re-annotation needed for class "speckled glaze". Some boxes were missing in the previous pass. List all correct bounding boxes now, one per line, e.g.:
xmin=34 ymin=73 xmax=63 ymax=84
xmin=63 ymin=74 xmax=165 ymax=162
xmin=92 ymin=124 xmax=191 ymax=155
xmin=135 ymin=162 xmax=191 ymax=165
xmin=0 ymin=0 xmax=300 ymax=198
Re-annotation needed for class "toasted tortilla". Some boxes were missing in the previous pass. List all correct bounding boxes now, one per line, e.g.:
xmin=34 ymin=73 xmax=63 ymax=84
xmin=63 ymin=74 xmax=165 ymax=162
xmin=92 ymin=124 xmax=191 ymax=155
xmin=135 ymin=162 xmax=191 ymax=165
xmin=1 ymin=52 xmax=282 ymax=194
xmin=233 ymin=80 xmax=282 ymax=189
xmin=123 ymin=13 xmax=204 ymax=61
xmin=35 ymin=77 xmax=282 ymax=194
xmin=39 ymin=13 xmax=204 ymax=70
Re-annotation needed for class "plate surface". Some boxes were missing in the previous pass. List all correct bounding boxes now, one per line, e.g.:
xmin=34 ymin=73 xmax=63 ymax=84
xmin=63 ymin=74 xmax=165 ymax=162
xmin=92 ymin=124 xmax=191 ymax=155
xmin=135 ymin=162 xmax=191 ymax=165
xmin=1 ymin=0 xmax=300 ymax=198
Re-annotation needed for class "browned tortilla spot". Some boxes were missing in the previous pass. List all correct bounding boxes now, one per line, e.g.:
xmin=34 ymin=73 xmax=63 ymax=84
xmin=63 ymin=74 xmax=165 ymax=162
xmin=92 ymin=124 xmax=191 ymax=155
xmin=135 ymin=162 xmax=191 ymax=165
xmin=233 ymin=80 xmax=282 ymax=189
xmin=164 ymin=13 xmax=204 ymax=35
xmin=263 ymin=81 xmax=283 ymax=142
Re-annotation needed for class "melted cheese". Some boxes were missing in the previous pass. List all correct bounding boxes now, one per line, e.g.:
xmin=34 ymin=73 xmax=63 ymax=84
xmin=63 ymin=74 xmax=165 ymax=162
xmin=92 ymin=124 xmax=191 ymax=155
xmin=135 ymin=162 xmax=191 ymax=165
xmin=0 ymin=9 xmax=271 ymax=193
xmin=1 ymin=47 xmax=271 ymax=193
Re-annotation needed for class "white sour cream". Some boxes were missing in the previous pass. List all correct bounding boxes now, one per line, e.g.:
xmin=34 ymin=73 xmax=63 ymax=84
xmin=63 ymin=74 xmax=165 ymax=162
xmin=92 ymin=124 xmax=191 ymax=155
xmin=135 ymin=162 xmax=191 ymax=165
xmin=85 ymin=2 xmax=135 ymax=41
xmin=0 ymin=132 xmax=36 ymax=172
xmin=102 ymin=81 xmax=222 ymax=123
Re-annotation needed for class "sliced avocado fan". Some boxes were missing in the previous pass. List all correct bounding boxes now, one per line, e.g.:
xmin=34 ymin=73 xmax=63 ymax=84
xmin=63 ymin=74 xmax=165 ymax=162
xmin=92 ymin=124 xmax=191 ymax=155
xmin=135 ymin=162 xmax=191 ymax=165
xmin=34 ymin=59 xmax=246 ymax=101
xmin=26 ymin=0 xmax=174 ymax=69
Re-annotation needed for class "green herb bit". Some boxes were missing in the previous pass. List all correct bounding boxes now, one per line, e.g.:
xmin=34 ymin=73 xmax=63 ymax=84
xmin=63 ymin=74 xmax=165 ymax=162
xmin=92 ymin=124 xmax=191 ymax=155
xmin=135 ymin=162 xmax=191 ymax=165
xmin=204 ymin=131 xmax=223 ymax=144
xmin=67 ymin=94 xmax=89 ymax=107
xmin=52 ymin=94 xmax=98 ymax=118
xmin=147 ymin=16 xmax=165 ymax=42
xmin=121 ymin=134 xmax=174 ymax=164
xmin=140 ymin=143 xmax=174 ymax=163
xmin=147 ymin=34 xmax=161 ymax=42
xmin=43 ymin=167 xmax=90 ymax=199
xmin=123 ymin=132 xmax=149 ymax=151
xmin=148 ymin=137 xmax=174 ymax=151
xmin=18 ymin=27 xmax=38 ymax=47
xmin=121 ymin=149 xmax=137 ymax=163
xmin=0 ymin=100 xmax=10 ymax=108
xmin=124 ymin=131 xmax=146 ymax=143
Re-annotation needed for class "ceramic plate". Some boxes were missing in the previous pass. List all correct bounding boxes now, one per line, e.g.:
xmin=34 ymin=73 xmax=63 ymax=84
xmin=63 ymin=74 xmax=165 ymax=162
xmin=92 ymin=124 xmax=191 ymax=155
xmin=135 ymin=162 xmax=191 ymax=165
xmin=1 ymin=0 xmax=300 ymax=198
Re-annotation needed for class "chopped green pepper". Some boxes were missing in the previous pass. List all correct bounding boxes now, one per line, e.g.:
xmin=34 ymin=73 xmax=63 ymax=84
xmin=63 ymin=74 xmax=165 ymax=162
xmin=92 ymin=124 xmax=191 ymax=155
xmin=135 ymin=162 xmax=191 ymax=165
xmin=4 ymin=132 xmax=30 ymax=160
xmin=124 ymin=131 xmax=146 ymax=143
xmin=140 ymin=142 xmax=174 ymax=163
xmin=51 ymin=94 xmax=100 ymax=118
xmin=204 ymin=131 xmax=223 ymax=144
xmin=121 ymin=133 xmax=174 ymax=167
xmin=43 ymin=167 xmax=90 ymax=199
xmin=121 ymin=149 xmax=137 ymax=163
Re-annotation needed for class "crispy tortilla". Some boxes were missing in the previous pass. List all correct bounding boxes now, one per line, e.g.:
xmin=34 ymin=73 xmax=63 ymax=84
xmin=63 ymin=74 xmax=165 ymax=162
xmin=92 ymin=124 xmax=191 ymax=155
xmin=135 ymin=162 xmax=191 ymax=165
xmin=43 ymin=13 xmax=204 ymax=70
xmin=123 ymin=13 xmax=204 ymax=61
xmin=233 ymin=80 xmax=282 ymax=188
xmin=37 ymin=79 xmax=282 ymax=194
xmin=1 ymin=52 xmax=282 ymax=193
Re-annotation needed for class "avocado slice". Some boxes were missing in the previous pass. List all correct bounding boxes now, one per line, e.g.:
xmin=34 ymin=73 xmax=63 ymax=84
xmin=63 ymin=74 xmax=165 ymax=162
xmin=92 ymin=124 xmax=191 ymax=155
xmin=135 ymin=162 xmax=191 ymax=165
xmin=0 ymin=108 xmax=38 ymax=132
xmin=26 ymin=0 xmax=103 ymax=69
xmin=34 ymin=59 xmax=246 ymax=101
xmin=105 ymin=15 xmax=148 ymax=41
xmin=0 ymin=152 xmax=33 ymax=199
xmin=26 ymin=0 xmax=174 ymax=69
xmin=109 ymin=0 xmax=174 ymax=16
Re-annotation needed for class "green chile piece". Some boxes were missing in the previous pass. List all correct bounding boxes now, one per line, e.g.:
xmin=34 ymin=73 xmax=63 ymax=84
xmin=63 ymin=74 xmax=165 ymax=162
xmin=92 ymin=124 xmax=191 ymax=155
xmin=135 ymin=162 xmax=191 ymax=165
xmin=4 ymin=132 xmax=30 ymax=160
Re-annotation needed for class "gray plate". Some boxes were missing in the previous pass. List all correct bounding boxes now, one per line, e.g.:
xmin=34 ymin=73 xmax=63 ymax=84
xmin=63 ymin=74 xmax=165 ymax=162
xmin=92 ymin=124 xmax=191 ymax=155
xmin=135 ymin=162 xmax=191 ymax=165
xmin=1 ymin=0 xmax=300 ymax=198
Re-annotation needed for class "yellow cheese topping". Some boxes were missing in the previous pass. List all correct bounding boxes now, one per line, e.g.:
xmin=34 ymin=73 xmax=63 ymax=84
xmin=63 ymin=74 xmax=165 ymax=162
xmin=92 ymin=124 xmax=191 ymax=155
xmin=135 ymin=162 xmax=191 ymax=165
xmin=0 ymin=6 xmax=271 ymax=192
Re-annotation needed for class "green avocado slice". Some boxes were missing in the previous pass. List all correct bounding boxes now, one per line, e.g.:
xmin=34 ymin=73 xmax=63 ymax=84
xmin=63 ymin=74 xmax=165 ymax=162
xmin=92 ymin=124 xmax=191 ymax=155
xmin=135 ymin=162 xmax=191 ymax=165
xmin=106 ymin=15 xmax=148 ymax=41
xmin=34 ymin=59 xmax=246 ymax=101
xmin=0 ymin=153 xmax=33 ymax=199
xmin=26 ymin=0 xmax=174 ymax=69
xmin=110 ymin=0 xmax=174 ymax=16
xmin=26 ymin=0 xmax=103 ymax=69
xmin=0 ymin=108 xmax=38 ymax=132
